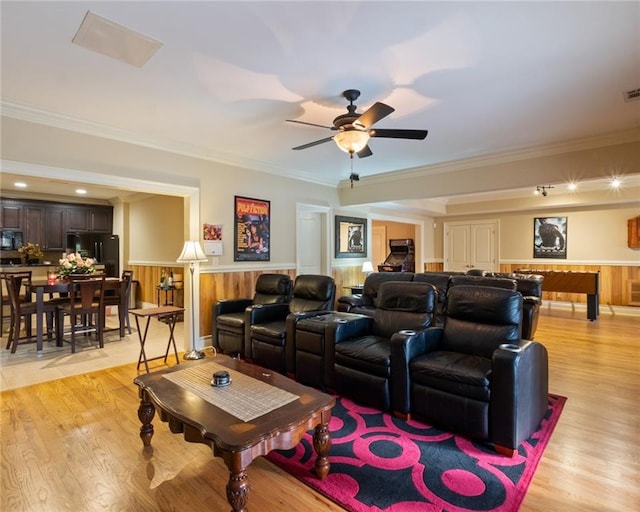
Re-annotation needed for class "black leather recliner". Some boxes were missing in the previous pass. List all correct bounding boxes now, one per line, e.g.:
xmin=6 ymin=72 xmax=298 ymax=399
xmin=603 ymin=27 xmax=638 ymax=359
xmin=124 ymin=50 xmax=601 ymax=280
xmin=247 ymin=274 xmax=335 ymax=374
xmin=212 ymin=273 xmax=292 ymax=357
xmin=331 ymin=281 xmax=437 ymax=411
xmin=336 ymin=272 xmax=414 ymax=316
xmin=392 ymin=285 xmax=549 ymax=455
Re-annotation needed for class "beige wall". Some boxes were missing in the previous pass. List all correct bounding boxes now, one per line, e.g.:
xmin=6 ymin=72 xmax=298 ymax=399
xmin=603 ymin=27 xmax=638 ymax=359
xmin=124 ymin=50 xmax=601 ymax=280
xmin=436 ymin=204 xmax=640 ymax=264
xmin=128 ymin=195 xmax=184 ymax=263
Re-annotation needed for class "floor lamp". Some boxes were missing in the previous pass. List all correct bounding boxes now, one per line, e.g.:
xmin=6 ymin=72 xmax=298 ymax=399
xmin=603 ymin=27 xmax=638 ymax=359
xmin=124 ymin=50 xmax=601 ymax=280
xmin=177 ymin=240 xmax=208 ymax=360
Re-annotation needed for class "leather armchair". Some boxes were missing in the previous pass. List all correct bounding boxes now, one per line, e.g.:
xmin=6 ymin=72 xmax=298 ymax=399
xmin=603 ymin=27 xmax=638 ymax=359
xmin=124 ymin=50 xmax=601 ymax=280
xmin=331 ymin=281 xmax=437 ymax=411
xmin=247 ymin=274 xmax=335 ymax=374
xmin=212 ymin=273 xmax=292 ymax=357
xmin=392 ymin=285 xmax=548 ymax=455
xmin=336 ymin=272 xmax=414 ymax=316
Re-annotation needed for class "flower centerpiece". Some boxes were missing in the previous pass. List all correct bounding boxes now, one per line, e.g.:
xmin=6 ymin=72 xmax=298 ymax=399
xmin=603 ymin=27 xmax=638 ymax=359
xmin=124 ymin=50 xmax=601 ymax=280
xmin=18 ymin=242 xmax=43 ymax=264
xmin=58 ymin=252 xmax=96 ymax=279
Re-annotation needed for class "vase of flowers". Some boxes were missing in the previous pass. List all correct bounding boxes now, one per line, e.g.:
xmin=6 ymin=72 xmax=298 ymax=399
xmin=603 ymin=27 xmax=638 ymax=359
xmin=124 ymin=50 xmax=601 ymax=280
xmin=58 ymin=252 xmax=96 ymax=279
xmin=18 ymin=242 xmax=43 ymax=264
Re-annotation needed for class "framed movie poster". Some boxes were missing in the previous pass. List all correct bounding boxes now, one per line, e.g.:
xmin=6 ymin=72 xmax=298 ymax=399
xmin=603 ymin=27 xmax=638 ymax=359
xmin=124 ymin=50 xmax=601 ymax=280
xmin=234 ymin=196 xmax=270 ymax=261
xmin=335 ymin=215 xmax=367 ymax=258
xmin=534 ymin=216 xmax=567 ymax=259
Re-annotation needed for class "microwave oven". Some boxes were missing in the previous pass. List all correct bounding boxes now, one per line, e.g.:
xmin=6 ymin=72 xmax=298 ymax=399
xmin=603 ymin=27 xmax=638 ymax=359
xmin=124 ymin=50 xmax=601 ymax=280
xmin=0 ymin=230 xmax=23 ymax=250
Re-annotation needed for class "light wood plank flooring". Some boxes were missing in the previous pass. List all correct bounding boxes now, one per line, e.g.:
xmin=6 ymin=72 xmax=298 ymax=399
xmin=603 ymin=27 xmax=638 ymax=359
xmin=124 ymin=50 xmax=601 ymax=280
xmin=1 ymin=308 xmax=639 ymax=511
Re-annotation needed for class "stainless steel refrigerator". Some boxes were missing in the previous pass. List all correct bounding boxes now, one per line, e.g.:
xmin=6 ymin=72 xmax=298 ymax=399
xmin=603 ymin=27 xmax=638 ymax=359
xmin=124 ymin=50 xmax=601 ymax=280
xmin=67 ymin=233 xmax=119 ymax=277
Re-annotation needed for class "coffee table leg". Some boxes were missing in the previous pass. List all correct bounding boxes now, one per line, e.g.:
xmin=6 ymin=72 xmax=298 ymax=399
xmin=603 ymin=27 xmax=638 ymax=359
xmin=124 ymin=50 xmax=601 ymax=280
xmin=226 ymin=469 xmax=250 ymax=512
xmin=313 ymin=422 xmax=331 ymax=480
xmin=137 ymin=393 xmax=155 ymax=447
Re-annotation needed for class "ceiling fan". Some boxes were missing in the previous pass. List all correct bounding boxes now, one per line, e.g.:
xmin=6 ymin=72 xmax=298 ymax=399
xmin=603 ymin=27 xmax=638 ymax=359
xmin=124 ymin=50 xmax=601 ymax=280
xmin=287 ymin=89 xmax=428 ymax=158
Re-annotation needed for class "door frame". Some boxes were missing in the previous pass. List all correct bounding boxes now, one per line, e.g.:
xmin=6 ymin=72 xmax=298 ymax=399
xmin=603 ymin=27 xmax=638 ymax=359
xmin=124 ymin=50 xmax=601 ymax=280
xmin=369 ymin=212 xmax=425 ymax=271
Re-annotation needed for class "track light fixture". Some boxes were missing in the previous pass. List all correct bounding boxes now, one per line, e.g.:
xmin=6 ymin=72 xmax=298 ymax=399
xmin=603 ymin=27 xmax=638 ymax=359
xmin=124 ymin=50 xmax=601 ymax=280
xmin=536 ymin=185 xmax=554 ymax=197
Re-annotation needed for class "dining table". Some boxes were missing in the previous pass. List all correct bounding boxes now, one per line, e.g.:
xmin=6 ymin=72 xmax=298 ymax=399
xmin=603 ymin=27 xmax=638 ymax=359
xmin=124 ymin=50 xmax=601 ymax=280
xmin=29 ymin=277 xmax=127 ymax=354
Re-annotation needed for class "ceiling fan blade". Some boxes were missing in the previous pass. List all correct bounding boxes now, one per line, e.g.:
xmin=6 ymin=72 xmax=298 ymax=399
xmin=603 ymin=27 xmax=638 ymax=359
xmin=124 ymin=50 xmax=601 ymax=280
xmin=370 ymin=129 xmax=428 ymax=140
xmin=356 ymin=145 xmax=373 ymax=158
xmin=353 ymin=102 xmax=395 ymax=129
xmin=286 ymin=119 xmax=336 ymax=130
xmin=292 ymin=136 xmax=335 ymax=150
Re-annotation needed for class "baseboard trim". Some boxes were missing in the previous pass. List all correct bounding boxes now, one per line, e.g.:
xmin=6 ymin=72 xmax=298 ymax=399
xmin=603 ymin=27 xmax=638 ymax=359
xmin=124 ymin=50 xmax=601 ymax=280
xmin=544 ymin=300 xmax=640 ymax=317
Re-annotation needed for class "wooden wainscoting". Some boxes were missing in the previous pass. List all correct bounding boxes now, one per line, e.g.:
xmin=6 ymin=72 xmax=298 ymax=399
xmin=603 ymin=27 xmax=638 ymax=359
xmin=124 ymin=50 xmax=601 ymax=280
xmin=500 ymin=263 xmax=640 ymax=307
xmin=199 ymin=269 xmax=296 ymax=337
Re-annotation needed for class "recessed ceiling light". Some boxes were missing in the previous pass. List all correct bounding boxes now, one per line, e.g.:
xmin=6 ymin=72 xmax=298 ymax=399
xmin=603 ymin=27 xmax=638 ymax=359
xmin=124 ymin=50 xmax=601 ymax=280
xmin=568 ymin=183 xmax=577 ymax=191
xmin=610 ymin=178 xmax=621 ymax=189
xmin=75 ymin=188 xmax=87 ymax=195
xmin=14 ymin=182 xmax=27 ymax=188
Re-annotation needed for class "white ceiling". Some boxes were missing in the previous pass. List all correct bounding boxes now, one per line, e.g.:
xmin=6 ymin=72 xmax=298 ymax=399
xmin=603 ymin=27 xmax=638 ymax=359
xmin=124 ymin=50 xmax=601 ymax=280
xmin=1 ymin=1 xmax=639 ymax=212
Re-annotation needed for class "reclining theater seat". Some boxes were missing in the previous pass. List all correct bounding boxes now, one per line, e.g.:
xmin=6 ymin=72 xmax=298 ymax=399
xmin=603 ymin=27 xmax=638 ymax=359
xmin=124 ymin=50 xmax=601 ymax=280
xmin=212 ymin=273 xmax=292 ymax=357
xmin=392 ymin=285 xmax=549 ymax=456
xmin=490 ymin=272 xmax=544 ymax=339
xmin=412 ymin=272 xmax=459 ymax=326
xmin=332 ymin=281 xmax=437 ymax=411
xmin=336 ymin=272 xmax=414 ymax=316
xmin=247 ymin=274 xmax=335 ymax=374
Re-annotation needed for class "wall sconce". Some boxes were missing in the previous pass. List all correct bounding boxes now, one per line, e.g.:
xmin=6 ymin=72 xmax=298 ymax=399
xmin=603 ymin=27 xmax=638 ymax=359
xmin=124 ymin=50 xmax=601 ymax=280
xmin=535 ymin=185 xmax=554 ymax=197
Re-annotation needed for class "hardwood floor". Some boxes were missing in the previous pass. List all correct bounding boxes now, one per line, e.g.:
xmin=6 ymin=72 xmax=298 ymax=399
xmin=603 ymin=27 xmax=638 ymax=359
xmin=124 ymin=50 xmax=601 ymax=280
xmin=1 ymin=308 xmax=639 ymax=511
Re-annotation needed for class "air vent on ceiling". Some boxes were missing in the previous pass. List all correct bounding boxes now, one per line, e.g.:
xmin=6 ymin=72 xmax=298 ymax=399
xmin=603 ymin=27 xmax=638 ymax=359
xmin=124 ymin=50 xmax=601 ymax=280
xmin=72 ymin=11 xmax=163 ymax=68
xmin=624 ymin=88 xmax=640 ymax=102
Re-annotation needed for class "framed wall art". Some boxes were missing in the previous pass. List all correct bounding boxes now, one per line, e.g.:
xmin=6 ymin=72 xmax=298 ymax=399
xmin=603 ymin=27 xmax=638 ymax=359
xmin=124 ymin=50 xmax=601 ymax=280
xmin=335 ymin=215 xmax=367 ymax=258
xmin=534 ymin=216 xmax=567 ymax=259
xmin=234 ymin=196 xmax=270 ymax=261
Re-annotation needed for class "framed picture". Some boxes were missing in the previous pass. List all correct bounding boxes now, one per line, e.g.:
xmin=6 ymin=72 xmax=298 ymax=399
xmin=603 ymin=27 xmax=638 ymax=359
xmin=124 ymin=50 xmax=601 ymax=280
xmin=534 ymin=216 xmax=567 ymax=259
xmin=234 ymin=196 xmax=270 ymax=261
xmin=335 ymin=215 xmax=367 ymax=258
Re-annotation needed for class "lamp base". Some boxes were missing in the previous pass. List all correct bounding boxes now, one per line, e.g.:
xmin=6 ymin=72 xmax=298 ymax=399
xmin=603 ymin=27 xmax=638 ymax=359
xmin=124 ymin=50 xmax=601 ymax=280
xmin=183 ymin=349 xmax=205 ymax=360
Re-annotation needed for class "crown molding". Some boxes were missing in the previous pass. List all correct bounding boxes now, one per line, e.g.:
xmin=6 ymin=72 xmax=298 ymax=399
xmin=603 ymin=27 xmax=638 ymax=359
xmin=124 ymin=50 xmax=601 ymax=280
xmin=0 ymin=100 xmax=336 ymax=187
xmin=341 ymin=127 xmax=640 ymax=188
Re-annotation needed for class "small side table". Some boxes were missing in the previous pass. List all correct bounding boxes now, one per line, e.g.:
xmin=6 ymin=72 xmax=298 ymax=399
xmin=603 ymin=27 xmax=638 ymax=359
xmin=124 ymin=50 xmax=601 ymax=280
xmin=130 ymin=306 xmax=185 ymax=373
xmin=156 ymin=285 xmax=176 ymax=306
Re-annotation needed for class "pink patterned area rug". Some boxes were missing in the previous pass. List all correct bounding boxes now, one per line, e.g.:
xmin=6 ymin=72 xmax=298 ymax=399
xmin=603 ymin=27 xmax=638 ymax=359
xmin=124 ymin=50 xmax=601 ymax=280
xmin=267 ymin=394 xmax=566 ymax=512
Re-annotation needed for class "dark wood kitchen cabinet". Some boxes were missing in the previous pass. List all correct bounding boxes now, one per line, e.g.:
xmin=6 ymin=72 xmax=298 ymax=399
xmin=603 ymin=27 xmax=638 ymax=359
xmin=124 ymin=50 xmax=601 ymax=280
xmin=23 ymin=205 xmax=44 ymax=245
xmin=66 ymin=207 xmax=90 ymax=232
xmin=0 ymin=202 xmax=23 ymax=229
xmin=89 ymin=207 xmax=112 ymax=232
xmin=44 ymin=206 xmax=65 ymax=250
xmin=0 ymin=198 xmax=113 ymax=248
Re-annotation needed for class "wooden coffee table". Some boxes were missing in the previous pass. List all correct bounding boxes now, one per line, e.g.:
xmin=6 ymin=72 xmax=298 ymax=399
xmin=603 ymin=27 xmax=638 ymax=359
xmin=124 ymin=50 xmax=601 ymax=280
xmin=133 ymin=355 xmax=335 ymax=512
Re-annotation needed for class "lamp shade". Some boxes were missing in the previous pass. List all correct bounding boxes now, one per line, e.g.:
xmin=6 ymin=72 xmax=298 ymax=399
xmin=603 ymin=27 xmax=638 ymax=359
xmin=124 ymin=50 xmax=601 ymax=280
xmin=362 ymin=261 xmax=374 ymax=273
xmin=177 ymin=240 xmax=208 ymax=263
xmin=334 ymin=130 xmax=370 ymax=154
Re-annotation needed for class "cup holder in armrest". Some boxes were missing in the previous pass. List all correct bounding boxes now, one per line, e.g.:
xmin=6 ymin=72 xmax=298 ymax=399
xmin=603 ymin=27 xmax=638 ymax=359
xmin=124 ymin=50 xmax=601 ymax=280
xmin=398 ymin=330 xmax=416 ymax=336
xmin=336 ymin=318 xmax=347 ymax=323
xmin=499 ymin=343 xmax=523 ymax=352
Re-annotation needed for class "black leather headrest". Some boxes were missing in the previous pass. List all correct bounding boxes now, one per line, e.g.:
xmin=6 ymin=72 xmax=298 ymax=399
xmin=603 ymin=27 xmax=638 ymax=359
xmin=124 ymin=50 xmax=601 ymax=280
xmin=377 ymin=281 xmax=436 ymax=313
xmin=449 ymin=275 xmax=517 ymax=291
xmin=447 ymin=285 xmax=522 ymax=325
xmin=292 ymin=274 xmax=335 ymax=301
xmin=255 ymin=273 xmax=292 ymax=296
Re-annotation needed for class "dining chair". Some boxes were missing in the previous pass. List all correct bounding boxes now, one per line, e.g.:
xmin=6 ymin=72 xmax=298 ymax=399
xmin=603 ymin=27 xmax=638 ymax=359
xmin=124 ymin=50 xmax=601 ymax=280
xmin=103 ymin=270 xmax=134 ymax=335
xmin=2 ymin=272 xmax=58 ymax=353
xmin=55 ymin=274 xmax=106 ymax=353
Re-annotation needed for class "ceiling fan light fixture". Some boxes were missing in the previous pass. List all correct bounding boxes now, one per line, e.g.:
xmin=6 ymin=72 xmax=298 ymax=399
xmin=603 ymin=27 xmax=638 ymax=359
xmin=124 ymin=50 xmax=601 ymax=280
xmin=334 ymin=130 xmax=370 ymax=154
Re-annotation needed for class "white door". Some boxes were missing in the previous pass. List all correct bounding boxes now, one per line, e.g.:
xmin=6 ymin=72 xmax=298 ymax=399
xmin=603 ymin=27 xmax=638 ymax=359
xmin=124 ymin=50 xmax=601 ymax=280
xmin=447 ymin=224 xmax=471 ymax=272
xmin=471 ymin=223 xmax=496 ymax=272
xmin=296 ymin=205 xmax=329 ymax=275
xmin=445 ymin=221 xmax=498 ymax=272
xmin=372 ymin=225 xmax=387 ymax=268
